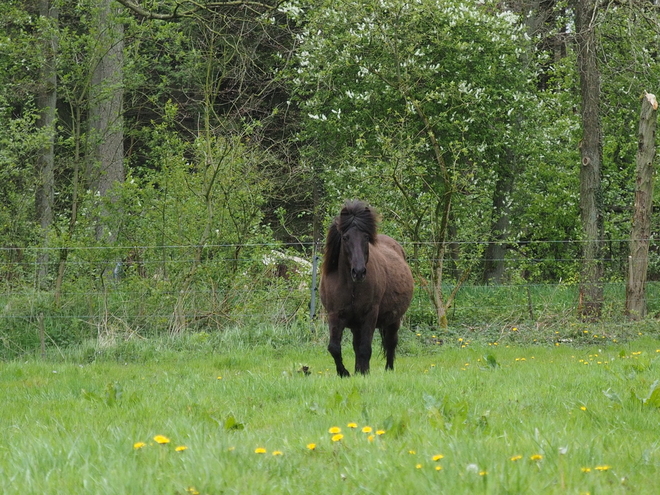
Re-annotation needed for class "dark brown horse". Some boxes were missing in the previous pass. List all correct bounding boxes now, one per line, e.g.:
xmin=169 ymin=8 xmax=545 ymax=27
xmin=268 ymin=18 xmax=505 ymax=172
xmin=320 ymin=200 xmax=414 ymax=377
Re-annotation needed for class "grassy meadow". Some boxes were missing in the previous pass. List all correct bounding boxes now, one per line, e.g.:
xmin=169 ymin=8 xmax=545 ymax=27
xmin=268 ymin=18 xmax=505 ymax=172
xmin=1 ymin=326 xmax=660 ymax=494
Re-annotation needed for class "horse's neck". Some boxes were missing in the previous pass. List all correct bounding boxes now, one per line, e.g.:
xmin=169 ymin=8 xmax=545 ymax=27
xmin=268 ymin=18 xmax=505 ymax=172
xmin=336 ymin=248 xmax=353 ymax=281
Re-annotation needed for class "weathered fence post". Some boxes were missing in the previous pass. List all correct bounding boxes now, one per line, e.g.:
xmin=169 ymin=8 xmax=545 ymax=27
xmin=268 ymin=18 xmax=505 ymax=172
xmin=39 ymin=312 xmax=46 ymax=359
xmin=310 ymin=245 xmax=319 ymax=327
xmin=625 ymin=92 xmax=658 ymax=320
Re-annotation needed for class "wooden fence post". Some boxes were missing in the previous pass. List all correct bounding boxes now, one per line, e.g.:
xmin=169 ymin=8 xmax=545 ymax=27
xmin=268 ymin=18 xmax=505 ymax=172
xmin=625 ymin=92 xmax=658 ymax=319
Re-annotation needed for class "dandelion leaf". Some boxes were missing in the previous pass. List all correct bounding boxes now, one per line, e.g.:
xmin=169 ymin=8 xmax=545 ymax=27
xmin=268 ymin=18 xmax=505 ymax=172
xmin=427 ymin=406 xmax=446 ymax=430
xmin=308 ymin=402 xmax=326 ymax=415
xmin=224 ymin=414 xmax=245 ymax=431
xmin=484 ymin=354 xmax=499 ymax=368
xmin=446 ymin=400 xmax=469 ymax=432
xmin=477 ymin=410 xmax=490 ymax=430
xmin=327 ymin=387 xmax=361 ymax=411
xmin=603 ymin=388 xmax=623 ymax=405
xmin=383 ymin=412 xmax=409 ymax=438
xmin=81 ymin=389 xmax=101 ymax=403
xmin=105 ymin=382 xmax=122 ymax=406
xmin=630 ymin=389 xmax=644 ymax=408
xmin=347 ymin=386 xmax=362 ymax=407
xmin=327 ymin=391 xmax=345 ymax=411
xmin=644 ymin=381 xmax=660 ymax=408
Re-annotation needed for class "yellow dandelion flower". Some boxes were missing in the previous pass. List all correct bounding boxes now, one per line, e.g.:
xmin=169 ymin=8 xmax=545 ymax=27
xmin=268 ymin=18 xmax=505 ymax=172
xmin=186 ymin=488 xmax=200 ymax=495
xmin=255 ymin=447 xmax=267 ymax=454
xmin=530 ymin=454 xmax=543 ymax=461
xmin=175 ymin=445 xmax=188 ymax=452
xmin=416 ymin=464 xmax=423 ymax=469
xmin=367 ymin=435 xmax=375 ymax=442
xmin=331 ymin=434 xmax=344 ymax=442
xmin=432 ymin=454 xmax=444 ymax=462
xmin=581 ymin=467 xmax=592 ymax=473
xmin=328 ymin=426 xmax=341 ymax=434
xmin=347 ymin=422 xmax=358 ymax=428
xmin=580 ymin=406 xmax=587 ymax=411
xmin=153 ymin=435 xmax=170 ymax=444
xmin=479 ymin=471 xmax=488 ymax=476
xmin=510 ymin=455 xmax=523 ymax=461
xmin=272 ymin=450 xmax=283 ymax=456
xmin=435 ymin=465 xmax=443 ymax=471
xmin=376 ymin=430 xmax=386 ymax=436
xmin=595 ymin=465 xmax=611 ymax=471
xmin=408 ymin=450 xmax=416 ymax=455
xmin=307 ymin=443 xmax=317 ymax=451
xmin=133 ymin=442 xmax=146 ymax=450
xmin=362 ymin=426 xmax=373 ymax=433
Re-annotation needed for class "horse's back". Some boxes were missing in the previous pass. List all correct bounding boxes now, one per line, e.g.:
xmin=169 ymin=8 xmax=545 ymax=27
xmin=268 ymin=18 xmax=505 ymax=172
xmin=376 ymin=234 xmax=407 ymax=260
xmin=374 ymin=235 xmax=414 ymax=321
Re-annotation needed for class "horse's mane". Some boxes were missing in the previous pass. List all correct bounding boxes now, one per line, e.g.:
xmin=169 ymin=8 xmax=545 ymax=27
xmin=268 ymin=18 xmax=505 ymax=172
xmin=322 ymin=200 xmax=379 ymax=275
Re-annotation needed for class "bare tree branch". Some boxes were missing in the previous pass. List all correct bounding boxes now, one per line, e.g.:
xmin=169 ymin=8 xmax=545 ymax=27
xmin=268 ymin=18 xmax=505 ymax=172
xmin=115 ymin=0 xmax=284 ymax=20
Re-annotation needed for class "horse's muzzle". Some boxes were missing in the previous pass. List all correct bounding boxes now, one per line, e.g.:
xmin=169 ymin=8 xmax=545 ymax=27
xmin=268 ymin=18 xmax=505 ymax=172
xmin=351 ymin=267 xmax=367 ymax=282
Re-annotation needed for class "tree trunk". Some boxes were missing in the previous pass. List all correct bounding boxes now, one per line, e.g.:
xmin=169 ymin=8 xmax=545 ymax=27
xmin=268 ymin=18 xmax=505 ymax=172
xmin=573 ymin=0 xmax=604 ymax=320
xmin=483 ymin=163 xmax=514 ymax=284
xmin=87 ymin=0 xmax=124 ymax=241
xmin=35 ymin=0 xmax=58 ymax=289
xmin=625 ymin=93 xmax=658 ymax=320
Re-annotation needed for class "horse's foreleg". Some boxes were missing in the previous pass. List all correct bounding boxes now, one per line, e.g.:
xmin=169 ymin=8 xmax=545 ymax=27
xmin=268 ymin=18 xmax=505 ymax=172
xmin=328 ymin=316 xmax=350 ymax=377
xmin=353 ymin=320 xmax=376 ymax=375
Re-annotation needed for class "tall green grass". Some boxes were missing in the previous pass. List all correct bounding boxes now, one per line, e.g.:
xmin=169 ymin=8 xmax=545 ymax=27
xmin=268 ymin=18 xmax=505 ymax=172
xmin=3 ymin=280 xmax=660 ymax=359
xmin=2 ymin=332 xmax=660 ymax=494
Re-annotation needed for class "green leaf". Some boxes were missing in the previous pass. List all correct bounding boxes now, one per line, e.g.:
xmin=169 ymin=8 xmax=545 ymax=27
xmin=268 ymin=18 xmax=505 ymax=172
xmin=603 ymin=388 xmax=623 ymax=405
xmin=644 ymin=381 xmax=660 ymax=408
xmin=383 ymin=412 xmax=409 ymax=438
xmin=427 ymin=407 xmax=446 ymax=430
xmin=224 ymin=414 xmax=244 ymax=431
xmin=105 ymin=382 xmax=122 ymax=407
xmin=484 ymin=354 xmax=499 ymax=368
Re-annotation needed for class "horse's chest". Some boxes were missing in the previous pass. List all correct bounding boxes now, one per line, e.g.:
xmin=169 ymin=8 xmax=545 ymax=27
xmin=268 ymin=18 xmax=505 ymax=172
xmin=321 ymin=272 xmax=384 ymax=319
xmin=336 ymin=287 xmax=380 ymax=319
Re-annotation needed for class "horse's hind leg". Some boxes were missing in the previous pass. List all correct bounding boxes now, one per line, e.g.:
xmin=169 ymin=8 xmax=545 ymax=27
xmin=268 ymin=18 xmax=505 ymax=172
xmin=381 ymin=322 xmax=400 ymax=371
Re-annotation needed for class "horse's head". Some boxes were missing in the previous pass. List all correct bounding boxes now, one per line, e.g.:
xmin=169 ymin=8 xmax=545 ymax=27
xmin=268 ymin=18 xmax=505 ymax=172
xmin=341 ymin=225 xmax=370 ymax=282
xmin=337 ymin=201 xmax=378 ymax=282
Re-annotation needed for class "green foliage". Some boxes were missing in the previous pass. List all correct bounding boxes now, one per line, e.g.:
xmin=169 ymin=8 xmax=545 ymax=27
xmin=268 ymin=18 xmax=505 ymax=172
xmin=0 ymin=98 xmax=42 ymax=254
xmin=297 ymin=0 xmax=533 ymax=206
xmin=5 ymin=0 xmax=660 ymax=346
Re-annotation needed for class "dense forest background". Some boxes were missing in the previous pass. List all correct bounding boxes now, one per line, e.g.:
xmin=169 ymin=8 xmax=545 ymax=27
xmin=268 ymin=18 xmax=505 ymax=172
xmin=2 ymin=0 xmax=660 ymax=354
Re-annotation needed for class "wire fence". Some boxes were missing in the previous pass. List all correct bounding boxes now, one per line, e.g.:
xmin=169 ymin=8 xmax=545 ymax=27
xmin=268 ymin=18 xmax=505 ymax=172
xmin=1 ymin=240 xmax=658 ymax=357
